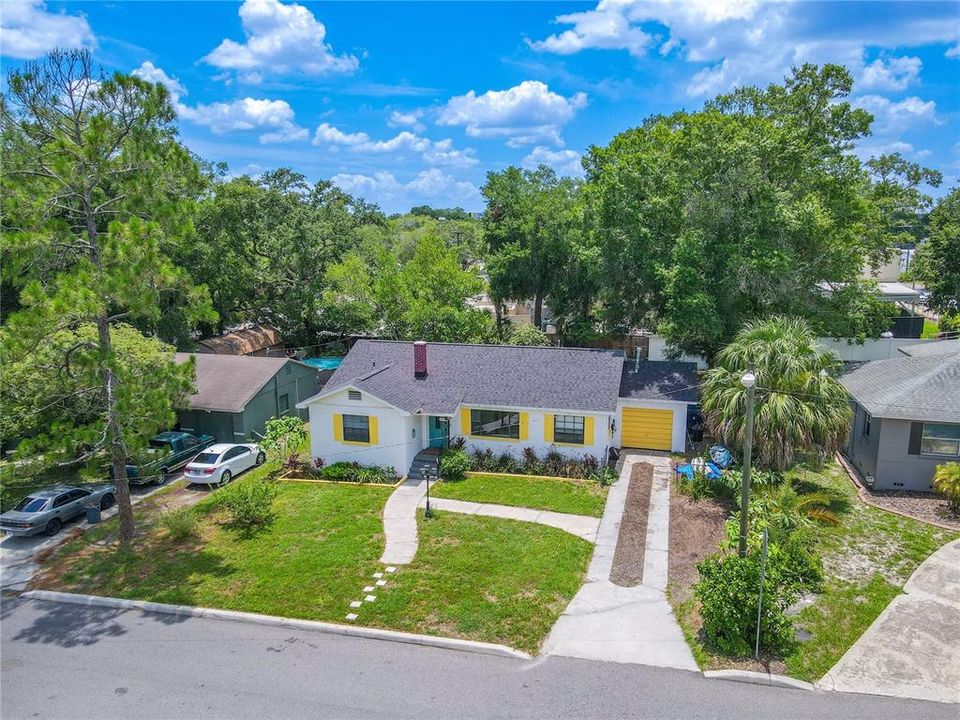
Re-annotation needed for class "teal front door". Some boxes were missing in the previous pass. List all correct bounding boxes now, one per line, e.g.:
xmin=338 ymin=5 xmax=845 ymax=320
xmin=428 ymin=416 xmax=449 ymax=448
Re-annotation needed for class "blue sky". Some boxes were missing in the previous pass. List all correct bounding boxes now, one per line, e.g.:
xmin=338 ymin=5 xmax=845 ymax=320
xmin=2 ymin=0 xmax=958 ymax=213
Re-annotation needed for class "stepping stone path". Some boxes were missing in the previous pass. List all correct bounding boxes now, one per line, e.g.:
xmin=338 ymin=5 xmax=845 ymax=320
xmin=345 ymin=567 xmax=394 ymax=620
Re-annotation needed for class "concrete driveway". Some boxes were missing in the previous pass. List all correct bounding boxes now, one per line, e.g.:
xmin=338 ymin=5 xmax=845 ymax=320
xmin=819 ymin=538 xmax=960 ymax=704
xmin=0 ymin=475 xmax=189 ymax=590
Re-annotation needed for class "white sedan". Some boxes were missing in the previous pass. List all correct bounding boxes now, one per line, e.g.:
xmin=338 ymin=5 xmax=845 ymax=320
xmin=184 ymin=443 xmax=266 ymax=486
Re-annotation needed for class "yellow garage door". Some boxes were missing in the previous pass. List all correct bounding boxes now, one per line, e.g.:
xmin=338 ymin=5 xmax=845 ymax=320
xmin=621 ymin=407 xmax=673 ymax=451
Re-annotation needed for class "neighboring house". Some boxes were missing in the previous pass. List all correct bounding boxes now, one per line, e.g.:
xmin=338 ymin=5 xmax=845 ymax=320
xmin=898 ymin=339 xmax=960 ymax=358
xmin=196 ymin=324 xmax=283 ymax=356
xmin=297 ymin=340 xmax=698 ymax=477
xmin=175 ymin=353 xmax=319 ymax=443
xmin=841 ymin=349 xmax=960 ymax=491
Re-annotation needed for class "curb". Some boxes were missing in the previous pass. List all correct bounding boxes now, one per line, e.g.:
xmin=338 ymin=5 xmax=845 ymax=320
xmin=703 ymin=669 xmax=815 ymax=692
xmin=21 ymin=590 xmax=531 ymax=660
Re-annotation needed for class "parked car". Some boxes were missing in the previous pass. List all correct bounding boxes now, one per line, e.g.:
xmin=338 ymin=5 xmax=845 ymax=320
xmin=183 ymin=443 xmax=266 ymax=486
xmin=119 ymin=431 xmax=217 ymax=485
xmin=0 ymin=484 xmax=116 ymax=537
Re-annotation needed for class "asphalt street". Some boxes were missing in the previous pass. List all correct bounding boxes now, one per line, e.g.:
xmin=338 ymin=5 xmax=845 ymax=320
xmin=1 ymin=596 xmax=953 ymax=720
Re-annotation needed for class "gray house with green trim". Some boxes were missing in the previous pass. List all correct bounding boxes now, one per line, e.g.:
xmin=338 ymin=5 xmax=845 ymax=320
xmin=841 ymin=347 xmax=959 ymax=492
xmin=175 ymin=353 xmax=319 ymax=443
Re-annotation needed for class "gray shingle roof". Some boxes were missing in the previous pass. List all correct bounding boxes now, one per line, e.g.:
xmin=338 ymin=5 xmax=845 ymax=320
xmin=619 ymin=361 xmax=699 ymax=403
xmin=897 ymin=339 xmax=960 ymax=358
xmin=840 ymin=352 xmax=960 ymax=423
xmin=175 ymin=353 xmax=311 ymax=413
xmin=312 ymin=340 xmax=627 ymax=414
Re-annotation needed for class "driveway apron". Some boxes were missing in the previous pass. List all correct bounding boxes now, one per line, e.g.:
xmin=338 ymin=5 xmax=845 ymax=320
xmin=818 ymin=538 xmax=960 ymax=704
xmin=543 ymin=452 xmax=698 ymax=671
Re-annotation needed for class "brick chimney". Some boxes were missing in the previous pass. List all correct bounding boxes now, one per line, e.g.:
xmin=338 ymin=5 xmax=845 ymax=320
xmin=413 ymin=340 xmax=427 ymax=378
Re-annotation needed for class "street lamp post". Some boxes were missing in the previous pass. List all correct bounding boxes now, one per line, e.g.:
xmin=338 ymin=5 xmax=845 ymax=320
xmin=739 ymin=368 xmax=757 ymax=558
xmin=424 ymin=466 xmax=433 ymax=519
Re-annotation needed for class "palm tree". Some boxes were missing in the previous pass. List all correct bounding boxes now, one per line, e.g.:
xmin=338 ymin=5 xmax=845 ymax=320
xmin=700 ymin=316 xmax=851 ymax=470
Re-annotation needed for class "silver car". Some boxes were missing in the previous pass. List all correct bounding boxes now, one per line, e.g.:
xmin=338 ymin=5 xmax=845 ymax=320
xmin=0 ymin=485 xmax=116 ymax=537
xmin=183 ymin=443 xmax=266 ymax=486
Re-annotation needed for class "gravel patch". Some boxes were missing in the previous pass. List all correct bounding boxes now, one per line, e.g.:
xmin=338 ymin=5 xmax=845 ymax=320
xmin=610 ymin=462 xmax=652 ymax=587
xmin=860 ymin=490 xmax=960 ymax=531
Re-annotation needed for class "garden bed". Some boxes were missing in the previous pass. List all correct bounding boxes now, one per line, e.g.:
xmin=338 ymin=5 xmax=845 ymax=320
xmin=280 ymin=472 xmax=404 ymax=489
xmin=610 ymin=462 xmax=653 ymax=587
xmin=434 ymin=472 xmax=608 ymax=517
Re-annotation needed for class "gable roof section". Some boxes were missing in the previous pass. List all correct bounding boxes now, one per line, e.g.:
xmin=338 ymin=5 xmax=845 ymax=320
xmin=898 ymin=339 xmax=960 ymax=358
xmin=619 ymin=361 xmax=699 ymax=403
xmin=308 ymin=340 xmax=626 ymax=414
xmin=840 ymin=352 xmax=960 ymax=423
xmin=175 ymin=353 xmax=310 ymax=413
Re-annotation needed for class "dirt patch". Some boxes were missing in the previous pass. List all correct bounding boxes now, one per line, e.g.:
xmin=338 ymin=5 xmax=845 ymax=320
xmin=610 ymin=463 xmax=653 ymax=587
xmin=667 ymin=490 xmax=729 ymax=605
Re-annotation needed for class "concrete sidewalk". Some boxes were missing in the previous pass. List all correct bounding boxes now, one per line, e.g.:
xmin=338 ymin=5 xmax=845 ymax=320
xmin=543 ymin=452 xmax=698 ymax=671
xmin=380 ymin=476 xmax=427 ymax=565
xmin=819 ymin=538 xmax=960 ymax=704
xmin=420 ymin=497 xmax=600 ymax=542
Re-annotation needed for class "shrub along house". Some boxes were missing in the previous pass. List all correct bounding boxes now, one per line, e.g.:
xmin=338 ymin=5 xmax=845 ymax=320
xmin=297 ymin=340 xmax=699 ymax=477
xmin=175 ymin=353 xmax=319 ymax=443
xmin=841 ymin=348 xmax=960 ymax=491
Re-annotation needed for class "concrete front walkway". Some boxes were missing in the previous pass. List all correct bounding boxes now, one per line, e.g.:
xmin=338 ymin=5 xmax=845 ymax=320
xmin=543 ymin=452 xmax=698 ymax=671
xmin=819 ymin=538 xmax=960 ymax=704
xmin=419 ymin=497 xmax=600 ymax=542
xmin=379 ymin=477 xmax=427 ymax=565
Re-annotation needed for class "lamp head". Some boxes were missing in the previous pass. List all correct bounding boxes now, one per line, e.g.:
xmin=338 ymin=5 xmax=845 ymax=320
xmin=741 ymin=371 xmax=756 ymax=389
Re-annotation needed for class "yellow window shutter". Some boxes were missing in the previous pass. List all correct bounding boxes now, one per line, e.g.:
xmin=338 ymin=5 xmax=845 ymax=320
xmin=460 ymin=407 xmax=471 ymax=437
xmin=544 ymin=413 xmax=554 ymax=443
xmin=519 ymin=412 xmax=529 ymax=441
xmin=583 ymin=416 xmax=595 ymax=446
xmin=368 ymin=416 xmax=379 ymax=445
xmin=333 ymin=413 xmax=343 ymax=442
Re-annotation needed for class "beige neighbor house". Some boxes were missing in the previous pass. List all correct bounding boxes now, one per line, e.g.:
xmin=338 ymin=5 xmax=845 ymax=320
xmin=196 ymin=324 xmax=283 ymax=357
xmin=297 ymin=340 xmax=699 ymax=477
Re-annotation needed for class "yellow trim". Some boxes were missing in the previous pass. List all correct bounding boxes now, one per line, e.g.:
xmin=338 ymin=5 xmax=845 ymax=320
xmin=583 ymin=416 xmax=595 ymax=446
xmin=460 ymin=407 xmax=471 ymax=436
xmin=519 ymin=412 xmax=529 ymax=441
xmin=369 ymin=415 xmax=379 ymax=445
xmin=334 ymin=412 xmax=375 ymax=446
xmin=543 ymin=413 xmax=554 ymax=443
xmin=333 ymin=413 xmax=343 ymax=442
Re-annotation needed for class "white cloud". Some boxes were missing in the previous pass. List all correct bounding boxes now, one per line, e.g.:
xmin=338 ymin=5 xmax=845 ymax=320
xmin=529 ymin=0 xmax=762 ymax=58
xmin=331 ymin=169 xmax=481 ymax=210
xmin=132 ymin=61 xmax=187 ymax=101
xmin=0 ymin=0 xmax=96 ymax=59
xmin=859 ymin=56 xmax=922 ymax=91
xmin=854 ymin=95 xmax=939 ymax=134
xmin=436 ymin=81 xmax=587 ymax=147
xmin=529 ymin=1 xmax=956 ymax=99
xmin=947 ymin=44 xmax=960 ymax=59
xmin=521 ymin=146 xmax=583 ymax=176
xmin=312 ymin=123 xmax=477 ymax=167
xmin=133 ymin=62 xmax=307 ymax=144
xmin=388 ymin=109 xmax=425 ymax=132
xmin=204 ymin=0 xmax=358 ymax=78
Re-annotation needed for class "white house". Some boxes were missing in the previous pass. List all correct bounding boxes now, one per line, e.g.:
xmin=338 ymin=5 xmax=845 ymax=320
xmin=297 ymin=340 xmax=699 ymax=477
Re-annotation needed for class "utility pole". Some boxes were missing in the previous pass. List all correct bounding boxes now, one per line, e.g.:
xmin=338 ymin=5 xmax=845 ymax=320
xmin=739 ymin=367 xmax=757 ymax=558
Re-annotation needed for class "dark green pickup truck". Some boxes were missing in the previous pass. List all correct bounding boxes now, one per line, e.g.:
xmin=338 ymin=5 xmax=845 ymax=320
xmin=122 ymin=431 xmax=216 ymax=485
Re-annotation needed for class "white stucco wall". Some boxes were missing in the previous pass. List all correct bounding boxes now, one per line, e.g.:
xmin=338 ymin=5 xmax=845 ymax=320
xmin=306 ymin=387 xmax=422 ymax=476
xmin=614 ymin=398 xmax=692 ymax=453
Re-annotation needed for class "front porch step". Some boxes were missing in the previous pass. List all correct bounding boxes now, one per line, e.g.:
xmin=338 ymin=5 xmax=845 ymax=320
xmin=408 ymin=452 xmax=439 ymax=480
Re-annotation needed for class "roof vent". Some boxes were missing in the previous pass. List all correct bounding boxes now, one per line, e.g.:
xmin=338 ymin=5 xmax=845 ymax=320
xmin=414 ymin=340 xmax=427 ymax=379
xmin=348 ymin=390 xmax=362 ymax=401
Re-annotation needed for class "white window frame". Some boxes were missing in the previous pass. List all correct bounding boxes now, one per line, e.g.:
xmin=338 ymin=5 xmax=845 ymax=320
xmin=920 ymin=422 xmax=960 ymax=458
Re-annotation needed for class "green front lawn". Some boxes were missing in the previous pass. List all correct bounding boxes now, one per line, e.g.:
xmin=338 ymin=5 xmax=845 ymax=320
xmin=433 ymin=472 xmax=607 ymax=517
xmin=36 ymin=473 xmax=591 ymax=654
xmin=368 ymin=512 xmax=592 ymax=653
